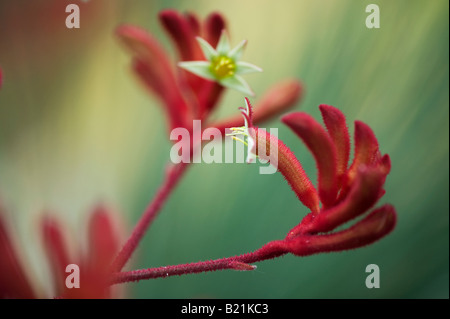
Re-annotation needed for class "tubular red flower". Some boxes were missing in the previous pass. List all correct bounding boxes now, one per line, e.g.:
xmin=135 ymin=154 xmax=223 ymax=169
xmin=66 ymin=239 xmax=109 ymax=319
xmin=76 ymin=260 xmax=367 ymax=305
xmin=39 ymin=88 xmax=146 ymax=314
xmin=159 ymin=10 xmax=204 ymax=62
xmin=203 ymin=12 xmax=227 ymax=47
xmin=116 ymin=25 xmax=191 ymax=130
xmin=282 ymin=112 xmax=338 ymax=208
xmin=282 ymin=204 xmax=396 ymax=256
xmin=252 ymin=127 xmax=320 ymax=213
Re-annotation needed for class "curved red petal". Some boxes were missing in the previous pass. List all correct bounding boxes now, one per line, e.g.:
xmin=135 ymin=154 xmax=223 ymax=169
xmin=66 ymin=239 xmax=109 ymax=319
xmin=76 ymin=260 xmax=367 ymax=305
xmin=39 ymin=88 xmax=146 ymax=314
xmin=284 ymin=204 xmax=396 ymax=256
xmin=319 ymin=105 xmax=350 ymax=183
xmin=203 ymin=12 xmax=227 ymax=47
xmin=132 ymin=59 xmax=190 ymax=130
xmin=347 ymin=120 xmax=380 ymax=184
xmin=185 ymin=12 xmax=201 ymax=36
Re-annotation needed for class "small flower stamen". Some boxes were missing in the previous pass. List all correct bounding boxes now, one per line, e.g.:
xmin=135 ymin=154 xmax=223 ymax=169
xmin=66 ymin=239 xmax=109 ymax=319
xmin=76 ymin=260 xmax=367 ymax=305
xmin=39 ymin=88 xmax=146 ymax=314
xmin=211 ymin=56 xmax=236 ymax=79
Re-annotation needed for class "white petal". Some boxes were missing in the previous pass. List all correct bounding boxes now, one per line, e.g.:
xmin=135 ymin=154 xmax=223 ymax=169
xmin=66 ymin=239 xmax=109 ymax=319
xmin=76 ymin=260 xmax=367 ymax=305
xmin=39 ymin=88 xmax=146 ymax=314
xmin=178 ymin=61 xmax=215 ymax=81
xmin=246 ymin=134 xmax=257 ymax=163
xmin=220 ymin=75 xmax=255 ymax=96
xmin=216 ymin=30 xmax=231 ymax=55
xmin=236 ymin=61 xmax=263 ymax=75
xmin=196 ymin=37 xmax=218 ymax=61
xmin=228 ymin=39 xmax=247 ymax=61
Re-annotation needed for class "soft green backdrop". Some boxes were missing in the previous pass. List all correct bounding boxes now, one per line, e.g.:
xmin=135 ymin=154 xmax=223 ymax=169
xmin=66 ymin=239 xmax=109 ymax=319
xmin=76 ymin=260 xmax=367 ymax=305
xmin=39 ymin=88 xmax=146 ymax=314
xmin=0 ymin=0 xmax=448 ymax=298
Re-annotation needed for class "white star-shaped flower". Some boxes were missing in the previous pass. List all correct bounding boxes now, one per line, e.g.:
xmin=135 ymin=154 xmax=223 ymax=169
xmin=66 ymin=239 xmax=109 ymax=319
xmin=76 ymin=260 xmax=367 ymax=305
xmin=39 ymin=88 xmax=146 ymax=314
xmin=178 ymin=31 xmax=262 ymax=96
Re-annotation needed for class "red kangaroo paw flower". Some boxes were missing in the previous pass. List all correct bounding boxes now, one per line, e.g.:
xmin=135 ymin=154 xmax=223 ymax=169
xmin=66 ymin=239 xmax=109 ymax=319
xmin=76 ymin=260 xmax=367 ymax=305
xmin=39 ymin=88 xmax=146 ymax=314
xmin=224 ymin=102 xmax=396 ymax=271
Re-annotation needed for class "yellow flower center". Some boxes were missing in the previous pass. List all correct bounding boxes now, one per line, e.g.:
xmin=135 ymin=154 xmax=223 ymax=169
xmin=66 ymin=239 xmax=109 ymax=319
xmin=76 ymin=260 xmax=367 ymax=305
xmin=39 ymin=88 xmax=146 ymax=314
xmin=210 ymin=56 xmax=236 ymax=79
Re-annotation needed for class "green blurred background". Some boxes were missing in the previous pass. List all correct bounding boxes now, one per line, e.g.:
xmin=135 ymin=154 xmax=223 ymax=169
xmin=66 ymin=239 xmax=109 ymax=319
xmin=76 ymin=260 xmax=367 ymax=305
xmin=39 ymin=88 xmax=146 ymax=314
xmin=0 ymin=0 xmax=448 ymax=298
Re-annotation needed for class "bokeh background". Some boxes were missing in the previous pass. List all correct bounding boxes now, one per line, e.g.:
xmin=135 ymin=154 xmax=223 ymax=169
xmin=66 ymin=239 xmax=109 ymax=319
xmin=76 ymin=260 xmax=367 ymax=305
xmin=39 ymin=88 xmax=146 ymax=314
xmin=0 ymin=0 xmax=448 ymax=298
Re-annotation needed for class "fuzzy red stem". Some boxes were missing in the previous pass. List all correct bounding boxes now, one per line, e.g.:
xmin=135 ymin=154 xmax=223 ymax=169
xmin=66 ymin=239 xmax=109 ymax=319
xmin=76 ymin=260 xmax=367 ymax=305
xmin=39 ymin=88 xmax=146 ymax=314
xmin=110 ymin=162 xmax=189 ymax=272
xmin=110 ymin=241 xmax=286 ymax=284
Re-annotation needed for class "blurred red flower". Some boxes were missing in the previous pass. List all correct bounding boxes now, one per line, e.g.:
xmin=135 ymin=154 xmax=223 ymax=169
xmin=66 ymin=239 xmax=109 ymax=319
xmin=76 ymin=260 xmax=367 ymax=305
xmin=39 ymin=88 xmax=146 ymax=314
xmin=0 ymin=205 xmax=122 ymax=299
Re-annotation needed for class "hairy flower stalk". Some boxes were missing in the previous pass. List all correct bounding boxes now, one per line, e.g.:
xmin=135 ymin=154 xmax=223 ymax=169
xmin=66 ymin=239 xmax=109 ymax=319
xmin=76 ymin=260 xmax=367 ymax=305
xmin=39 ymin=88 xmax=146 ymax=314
xmin=110 ymin=99 xmax=396 ymax=285
xmin=111 ymin=243 xmax=284 ymax=284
